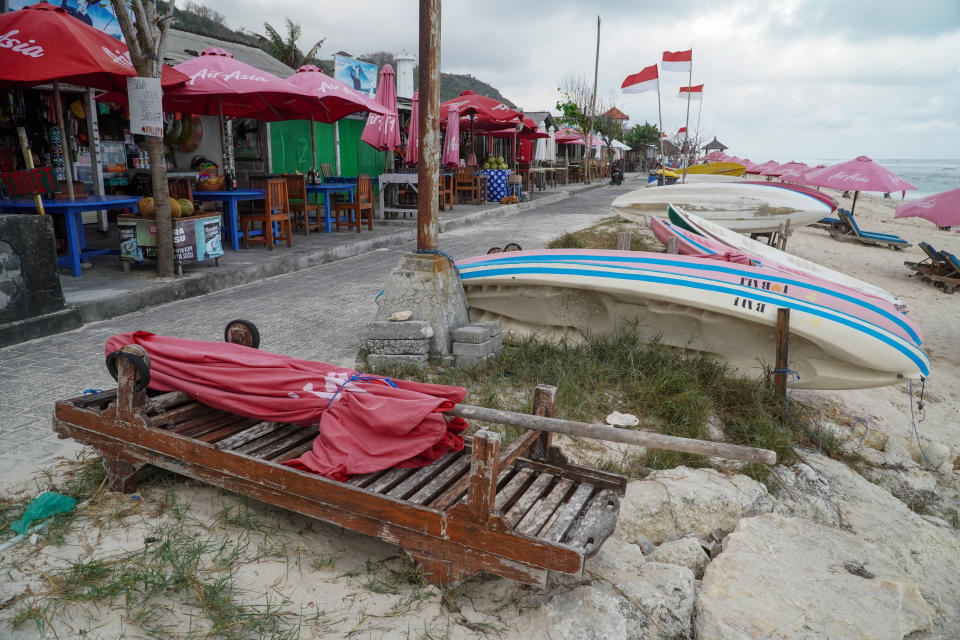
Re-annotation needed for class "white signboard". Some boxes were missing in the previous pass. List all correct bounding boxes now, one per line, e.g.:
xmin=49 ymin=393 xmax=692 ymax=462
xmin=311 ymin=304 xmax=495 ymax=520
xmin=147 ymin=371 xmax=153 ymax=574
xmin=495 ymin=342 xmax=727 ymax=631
xmin=127 ymin=77 xmax=164 ymax=137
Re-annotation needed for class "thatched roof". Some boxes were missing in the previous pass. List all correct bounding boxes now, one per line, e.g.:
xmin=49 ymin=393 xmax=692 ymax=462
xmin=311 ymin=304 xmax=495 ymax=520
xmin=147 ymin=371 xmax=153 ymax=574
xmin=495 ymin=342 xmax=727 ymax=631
xmin=703 ymin=136 xmax=728 ymax=151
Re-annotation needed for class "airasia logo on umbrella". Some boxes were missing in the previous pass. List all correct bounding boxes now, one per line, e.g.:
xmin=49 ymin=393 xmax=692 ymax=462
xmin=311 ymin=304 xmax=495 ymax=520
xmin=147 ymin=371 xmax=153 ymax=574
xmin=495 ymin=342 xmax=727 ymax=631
xmin=189 ymin=68 xmax=270 ymax=84
xmin=0 ymin=29 xmax=44 ymax=58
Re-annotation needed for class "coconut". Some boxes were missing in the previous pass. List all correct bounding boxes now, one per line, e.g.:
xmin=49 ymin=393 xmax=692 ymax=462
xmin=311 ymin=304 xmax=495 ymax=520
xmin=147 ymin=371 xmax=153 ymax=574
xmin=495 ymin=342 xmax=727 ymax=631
xmin=137 ymin=197 xmax=155 ymax=218
xmin=178 ymin=198 xmax=195 ymax=217
xmin=169 ymin=198 xmax=182 ymax=218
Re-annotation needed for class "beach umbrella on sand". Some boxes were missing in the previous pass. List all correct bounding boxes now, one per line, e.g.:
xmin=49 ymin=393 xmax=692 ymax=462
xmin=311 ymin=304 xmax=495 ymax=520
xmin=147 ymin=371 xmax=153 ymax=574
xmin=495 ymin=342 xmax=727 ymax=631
xmin=441 ymin=103 xmax=460 ymax=167
xmin=361 ymin=64 xmax=401 ymax=152
xmin=746 ymin=160 xmax=779 ymax=175
xmin=404 ymin=91 xmax=419 ymax=166
xmin=804 ymin=156 xmax=916 ymax=213
xmin=763 ymin=161 xmax=807 ymax=178
xmin=895 ymin=187 xmax=960 ymax=229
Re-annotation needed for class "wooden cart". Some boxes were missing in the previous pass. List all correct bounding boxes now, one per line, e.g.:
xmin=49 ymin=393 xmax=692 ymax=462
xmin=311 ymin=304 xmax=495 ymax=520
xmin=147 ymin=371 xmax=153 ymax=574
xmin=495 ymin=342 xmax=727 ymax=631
xmin=52 ymin=327 xmax=775 ymax=588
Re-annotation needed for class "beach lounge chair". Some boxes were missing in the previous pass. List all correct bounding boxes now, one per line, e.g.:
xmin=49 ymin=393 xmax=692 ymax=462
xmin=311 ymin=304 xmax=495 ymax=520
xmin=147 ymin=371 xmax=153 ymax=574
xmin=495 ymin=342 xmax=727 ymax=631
xmin=927 ymin=251 xmax=960 ymax=294
xmin=904 ymin=242 xmax=950 ymax=276
xmin=828 ymin=210 xmax=912 ymax=250
xmin=53 ymin=324 xmax=774 ymax=588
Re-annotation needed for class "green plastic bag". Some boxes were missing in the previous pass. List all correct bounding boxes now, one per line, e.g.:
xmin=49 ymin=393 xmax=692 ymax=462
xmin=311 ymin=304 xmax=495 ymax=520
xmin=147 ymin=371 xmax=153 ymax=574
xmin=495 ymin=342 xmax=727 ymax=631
xmin=10 ymin=492 xmax=77 ymax=535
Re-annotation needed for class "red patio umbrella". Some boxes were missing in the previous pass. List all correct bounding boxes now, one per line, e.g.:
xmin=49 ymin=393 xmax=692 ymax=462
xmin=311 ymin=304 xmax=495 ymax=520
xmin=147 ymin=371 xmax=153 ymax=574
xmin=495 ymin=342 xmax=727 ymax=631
xmin=804 ymin=156 xmax=916 ymax=213
xmin=0 ymin=3 xmax=189 ymax=205
xmin=441 ymin=90 xmax=520 ymax=162
xmin=745 ymin=160 xmax=779 ymax=175
xmin=361 ymin=64 xmax=401 ymax=152
xmin=404 ymin=91 xmax=419 ymax=166
xmin=286 ymin=65 xmax=395 ymax=172
xmin=762 ymin=161 xmax=807 ymax=177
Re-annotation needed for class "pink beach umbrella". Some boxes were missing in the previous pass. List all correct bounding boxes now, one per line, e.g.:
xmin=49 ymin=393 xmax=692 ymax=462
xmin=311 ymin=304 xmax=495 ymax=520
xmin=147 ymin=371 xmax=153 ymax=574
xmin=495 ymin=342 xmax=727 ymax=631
xmin=746 ymin=160 xmax=779 ymax=175
xmin=404 ymin=91 xmax=419 ymax=166
xmin=442 ymin=104 xmax=461 ymax=167
xmin=361 ymin=64 xmax=401 ymax=151
xmin=763 ymin=161 xmax=808 ymax=178
xmin=286 ymin=65 xmax=396 ymax=172
xmin=895 ymin=187 xmax=960 ymax=228
xmin=804 ymin=156 xmax=916 ymax=213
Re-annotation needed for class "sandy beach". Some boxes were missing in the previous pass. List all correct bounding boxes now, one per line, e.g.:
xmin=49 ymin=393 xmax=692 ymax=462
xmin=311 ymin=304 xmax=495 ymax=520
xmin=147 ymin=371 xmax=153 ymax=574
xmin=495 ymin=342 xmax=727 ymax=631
xmin=2 ymin=187 xmax=959 ymax=639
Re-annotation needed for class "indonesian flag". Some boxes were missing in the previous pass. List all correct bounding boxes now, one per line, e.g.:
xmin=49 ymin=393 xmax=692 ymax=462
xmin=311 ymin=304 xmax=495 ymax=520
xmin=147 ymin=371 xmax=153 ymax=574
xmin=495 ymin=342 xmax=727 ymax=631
xmin=621 ymin=64 xmax=659 ymax=94
xmin=678 ymin=84 xmax=704 ymax=100
xmin=662 ymin=49 xmax=692 ymax=72
xmin=662 ymin=133 xmax=668 ymax=139
xmin=678 ymin=127 xmax=687 ymax=134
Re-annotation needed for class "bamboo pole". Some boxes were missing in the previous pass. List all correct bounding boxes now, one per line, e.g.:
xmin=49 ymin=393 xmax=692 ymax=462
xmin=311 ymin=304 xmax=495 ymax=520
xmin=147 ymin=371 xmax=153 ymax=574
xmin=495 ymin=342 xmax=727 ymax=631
xmin=446 ymin=404 xmax=777 ymax=465
xmin=585 ymin=15 xmax=600 ymax=184
xmin=681 ymin=59 xmax=692 ymax=184
xmin=16 ymin=127 xmax=45 ymax=215
xmin=774 ymin=308 xmax=791 ymax=398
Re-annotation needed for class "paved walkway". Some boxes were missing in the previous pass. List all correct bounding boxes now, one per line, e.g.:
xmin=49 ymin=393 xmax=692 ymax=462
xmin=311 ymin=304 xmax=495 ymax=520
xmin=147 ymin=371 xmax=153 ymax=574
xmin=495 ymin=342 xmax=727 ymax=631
xmin=0 ymin=178 xmax=643 ymax=488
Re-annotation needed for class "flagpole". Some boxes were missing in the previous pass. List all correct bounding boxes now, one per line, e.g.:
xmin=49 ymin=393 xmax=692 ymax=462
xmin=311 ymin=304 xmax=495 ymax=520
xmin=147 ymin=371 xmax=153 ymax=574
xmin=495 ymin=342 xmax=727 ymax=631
xmin=656 ymin=72 xmax=665 ymax=181
xmin=695 ymin=91 xmax=703 ymax=146
xmin=681 ymin=59 xmax=692 ymax=183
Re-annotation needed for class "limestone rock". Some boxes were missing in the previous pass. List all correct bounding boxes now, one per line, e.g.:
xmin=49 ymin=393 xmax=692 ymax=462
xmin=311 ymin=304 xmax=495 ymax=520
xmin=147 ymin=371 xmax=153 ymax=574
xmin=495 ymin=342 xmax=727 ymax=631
xmin=605 ymin=411 xmax=640 ymax=427
xmin=906 ymin=437 xmax=954 ymax=473
xmin=695 ymin=514 xmax=936 ymax=639
xmin=387 ymin=310 xmax=413 ymax=322
xmin=634 ymin=533 xmax=655 ymax=555
xmin=543 ymin=562 xmax=693 ymax=640
xmin=614 ymin=466 xmax=774 ymax=544
xmin=647 ymin=536 xmax=709 ymax=578
xmin=771 ymin=462 xmax=841 ymax=526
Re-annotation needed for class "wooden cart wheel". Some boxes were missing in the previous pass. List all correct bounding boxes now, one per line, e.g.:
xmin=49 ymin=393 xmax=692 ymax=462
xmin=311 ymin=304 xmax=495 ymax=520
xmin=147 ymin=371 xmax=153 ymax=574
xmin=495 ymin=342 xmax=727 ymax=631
xmin=503 ymin=243 xmax=523 ymax=252
xmin=486 ymin=247 xmax=502 ymax=254
xmin=224 ymin=319 xmax=260 ymax=349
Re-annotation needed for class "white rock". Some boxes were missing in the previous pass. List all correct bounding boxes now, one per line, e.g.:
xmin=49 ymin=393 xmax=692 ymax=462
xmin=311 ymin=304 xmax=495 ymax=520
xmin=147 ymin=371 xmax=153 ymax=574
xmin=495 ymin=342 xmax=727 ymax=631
xmin=614 ymin=466 xmax=774 ymax=544
xmin=647 ymin=536 xmax=710 ymax=578
xmin=906 ymin=437 xmax=954 ymax=473
xmin=771 ymin=462 xmax=840 ymax=526
xmin=696 ymin=514 xmax=937 ymax=640
xmin=585 ymin=537 xmax=645 ymax=582
xmin=387 ymin=310 xmax=413 ymax=322
xmin=634 ymin=533 xmax=655 ymax=555
xmin=884 ymin=435 xmax=916 ymax=466
xmin=605 ymin=411 xmax=639 ymax=427
xmin=543 ymin=562 xmax=694 ymax=640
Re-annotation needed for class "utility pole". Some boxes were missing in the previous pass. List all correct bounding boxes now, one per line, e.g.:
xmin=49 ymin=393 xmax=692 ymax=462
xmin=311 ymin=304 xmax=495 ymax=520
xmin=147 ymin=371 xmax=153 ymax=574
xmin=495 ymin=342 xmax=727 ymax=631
xmin=417 ymin=0 xmax=441 ymax=251
xmin=585 ymin=15 xmax=600 ymax=184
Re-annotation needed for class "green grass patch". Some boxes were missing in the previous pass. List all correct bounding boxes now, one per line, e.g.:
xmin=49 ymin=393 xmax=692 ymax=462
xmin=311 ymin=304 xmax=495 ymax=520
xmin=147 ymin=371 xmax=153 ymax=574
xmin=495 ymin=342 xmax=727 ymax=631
xmin=547 ymin=216 xmax=654 ymax=252
xmin=369 ymin=331 xmax=813 ymax=481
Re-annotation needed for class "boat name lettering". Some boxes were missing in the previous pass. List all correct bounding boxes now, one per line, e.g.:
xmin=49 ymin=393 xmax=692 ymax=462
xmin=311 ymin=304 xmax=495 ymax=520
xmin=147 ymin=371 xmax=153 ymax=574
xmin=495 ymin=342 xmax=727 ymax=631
xmin=739 ymin=276 xmax=787 ymax=295
xmin=732 ymin=297 xmax=767 ymax=314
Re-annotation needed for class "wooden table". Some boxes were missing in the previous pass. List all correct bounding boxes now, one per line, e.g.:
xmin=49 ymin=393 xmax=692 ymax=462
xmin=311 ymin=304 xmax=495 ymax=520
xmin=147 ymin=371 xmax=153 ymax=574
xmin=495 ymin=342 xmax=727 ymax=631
xmin=0 ymin=194 xmax=140 ymax=277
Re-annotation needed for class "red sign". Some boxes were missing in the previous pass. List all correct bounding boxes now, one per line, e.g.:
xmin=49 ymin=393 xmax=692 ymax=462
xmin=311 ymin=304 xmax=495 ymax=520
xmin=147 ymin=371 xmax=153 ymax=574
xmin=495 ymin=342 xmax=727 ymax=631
xmin=0 ymin=166 xmax=58 ymax=197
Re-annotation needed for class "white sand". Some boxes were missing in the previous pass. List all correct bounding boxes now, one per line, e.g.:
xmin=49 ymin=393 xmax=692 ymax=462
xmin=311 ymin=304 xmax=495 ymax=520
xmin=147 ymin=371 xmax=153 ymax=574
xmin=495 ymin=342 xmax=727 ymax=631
xmin=1 ymin=190 xmax=958 ymax=638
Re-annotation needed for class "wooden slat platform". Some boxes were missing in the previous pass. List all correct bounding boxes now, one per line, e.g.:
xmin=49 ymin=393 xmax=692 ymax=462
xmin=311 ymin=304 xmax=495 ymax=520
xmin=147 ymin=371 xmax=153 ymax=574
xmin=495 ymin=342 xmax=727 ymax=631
xmin=53 ymin=373 xmax=627 ymax=587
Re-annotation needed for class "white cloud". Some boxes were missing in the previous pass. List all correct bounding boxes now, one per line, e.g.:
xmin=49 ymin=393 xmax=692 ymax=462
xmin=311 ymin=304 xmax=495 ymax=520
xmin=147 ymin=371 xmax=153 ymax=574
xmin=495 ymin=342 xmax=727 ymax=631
xmin=198 ymin=0 xmax=960 ymax=159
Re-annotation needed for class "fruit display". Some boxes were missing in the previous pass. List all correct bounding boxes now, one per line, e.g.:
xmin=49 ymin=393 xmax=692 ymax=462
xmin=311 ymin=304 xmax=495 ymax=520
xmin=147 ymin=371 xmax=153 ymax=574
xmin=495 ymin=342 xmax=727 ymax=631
xmin=169 ymin=198 xmax=182 ymax=218
xmin=137 ymin=197 xmax=155 ymax=218
xmin=482 ymin=156 xmax=509 ymax=170
xmin=499 ymin=195 xmax=519 ymax=204
xmin=178 ymin=198 xmax=195 ymax=217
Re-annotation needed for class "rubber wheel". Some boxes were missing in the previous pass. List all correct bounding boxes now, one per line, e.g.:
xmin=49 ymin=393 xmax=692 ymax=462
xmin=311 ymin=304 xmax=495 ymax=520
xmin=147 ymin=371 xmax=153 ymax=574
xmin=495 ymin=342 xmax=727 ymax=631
xmin=503 ymin=243 xmax=523 ymax=252
xmin=105 ymin=350 xmax=151 ymax=392
xmin=224 ymin=319 xmax=260 ymax=349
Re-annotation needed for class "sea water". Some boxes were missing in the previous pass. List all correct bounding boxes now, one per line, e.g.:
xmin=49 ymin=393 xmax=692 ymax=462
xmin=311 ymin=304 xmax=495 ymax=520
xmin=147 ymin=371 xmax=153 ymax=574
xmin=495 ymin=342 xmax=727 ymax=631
xmin=800 ymin=158 xmax=960 ymax=200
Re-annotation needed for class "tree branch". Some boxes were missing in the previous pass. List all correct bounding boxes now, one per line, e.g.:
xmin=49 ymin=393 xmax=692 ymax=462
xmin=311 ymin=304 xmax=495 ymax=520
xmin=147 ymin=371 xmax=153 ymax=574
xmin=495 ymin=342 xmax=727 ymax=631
xmin=109 ymin=0 xmax=145 ymax=68
xmin=129 ymin=0 xmax=155 ymax=60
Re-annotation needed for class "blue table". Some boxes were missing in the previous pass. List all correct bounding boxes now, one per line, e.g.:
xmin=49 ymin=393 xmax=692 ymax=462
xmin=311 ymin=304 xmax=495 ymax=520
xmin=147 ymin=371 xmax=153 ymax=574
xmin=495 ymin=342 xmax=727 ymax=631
xmin=0 ymin=195 xmax=141 ymax=277
xmin=306 ymin=183 xmax=356 ymax=233
xmin=192 ymin=189 xmax=265 ymax=251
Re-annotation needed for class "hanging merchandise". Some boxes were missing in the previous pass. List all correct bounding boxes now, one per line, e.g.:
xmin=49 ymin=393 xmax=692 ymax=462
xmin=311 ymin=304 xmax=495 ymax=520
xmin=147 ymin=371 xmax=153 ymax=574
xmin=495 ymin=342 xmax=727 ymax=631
xmin=49 ymin=125 xmax=65 ymax=180
xmin=177 ymin=115 xmax=203 ymax=153
xmin=163 ymin=113 xmax=183 ymax=146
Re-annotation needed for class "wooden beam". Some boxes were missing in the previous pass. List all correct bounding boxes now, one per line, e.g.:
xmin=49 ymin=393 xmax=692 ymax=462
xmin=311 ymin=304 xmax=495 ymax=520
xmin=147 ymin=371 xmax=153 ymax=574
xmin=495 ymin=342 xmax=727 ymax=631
xmin=775 ymin=308 xmax=791 ymax=399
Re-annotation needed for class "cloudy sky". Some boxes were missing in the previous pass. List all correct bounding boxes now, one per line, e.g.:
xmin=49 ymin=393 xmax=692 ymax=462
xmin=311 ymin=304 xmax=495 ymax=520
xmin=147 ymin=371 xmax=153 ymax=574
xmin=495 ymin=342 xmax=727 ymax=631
xmin=209 ymin=0 xmax=959 ymax=160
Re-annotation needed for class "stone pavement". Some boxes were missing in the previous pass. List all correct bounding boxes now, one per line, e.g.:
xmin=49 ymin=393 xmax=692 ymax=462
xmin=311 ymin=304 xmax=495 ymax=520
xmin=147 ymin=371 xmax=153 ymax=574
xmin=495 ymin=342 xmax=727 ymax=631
xmin=0 ymin=177 xmax=643 ymax=489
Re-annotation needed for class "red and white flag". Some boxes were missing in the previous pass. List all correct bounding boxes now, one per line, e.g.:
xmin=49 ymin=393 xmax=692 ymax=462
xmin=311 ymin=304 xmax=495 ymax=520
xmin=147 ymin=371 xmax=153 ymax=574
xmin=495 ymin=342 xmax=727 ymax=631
xmin=678 ymin=84 xmax=703 ymax=100
xmin=661 ymin=133 xmax=668 ymax=139
xmin=678 ymin=127 xmax=687 ymax=134
xmin=621 ymin=64 xmax=659 ymax=94
xmin=662 ymin=49 xmax=692 ymax=72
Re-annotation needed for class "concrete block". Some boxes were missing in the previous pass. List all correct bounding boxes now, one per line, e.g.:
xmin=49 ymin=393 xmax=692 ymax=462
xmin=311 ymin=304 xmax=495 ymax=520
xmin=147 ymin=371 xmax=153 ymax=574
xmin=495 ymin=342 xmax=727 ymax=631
xmin=367 ymin=354 xmax=429 ymax=369
xmin=491 ymin=334 xmax=503 ymax=352
xmin=365 ymin=320 xmax=434 ymax=340
xmin=440 ymin=355 xmax=456 ymax=367
xmin=476 ymin=321 xmax=502 ymax=337
xmin=453 ymin=339 xmax=496 ymax=357
xmin=452 ymin=324 xmax=492 ymax=344
xmin=454 ymin=354 xmax=488 ymax=368
xmin=366 ymin=338 xmax=430 ymax=355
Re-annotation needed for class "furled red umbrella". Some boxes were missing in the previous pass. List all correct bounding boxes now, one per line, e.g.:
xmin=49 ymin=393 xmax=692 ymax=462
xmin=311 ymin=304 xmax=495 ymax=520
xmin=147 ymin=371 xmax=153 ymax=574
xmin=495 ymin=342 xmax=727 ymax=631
xmin=286 ymin=65 xmax=395 ymax=172
xmin=361 ymin=64 xmax=401 ymax=151
xmin=0 ymin=3 xmax=189 ymax=205
xmin=895 ymin=187 xmax=960 ymax=228
xmin=105 ymin=331 xmax=468 ymax=481
xmin=804 ymin=156 xmax=916 ymax=213
xmin=442 ymin=103 xmax=461 ymax=167
xmin=404 ymin=91 xmax=419 ymax=166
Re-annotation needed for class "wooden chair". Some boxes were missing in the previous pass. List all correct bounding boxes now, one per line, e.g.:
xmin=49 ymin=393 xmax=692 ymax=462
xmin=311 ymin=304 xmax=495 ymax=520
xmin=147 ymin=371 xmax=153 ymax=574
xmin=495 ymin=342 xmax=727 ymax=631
xmin=283 ymin=174 xmax=321 ymax=234
xmin=454 ymin=167 xmax=479 ymax=204
xmin=439 ymin=171 xmax=454 ymax=211
xmin=240 ymin=177 xmax=292 ymax=250
xmin=319 ymin=163 xmax=334 ymax=179
xmin=167 ymin=178 xmax=193 ymax=203
xmin=333 ymin=175 xmax=374 ymax=232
